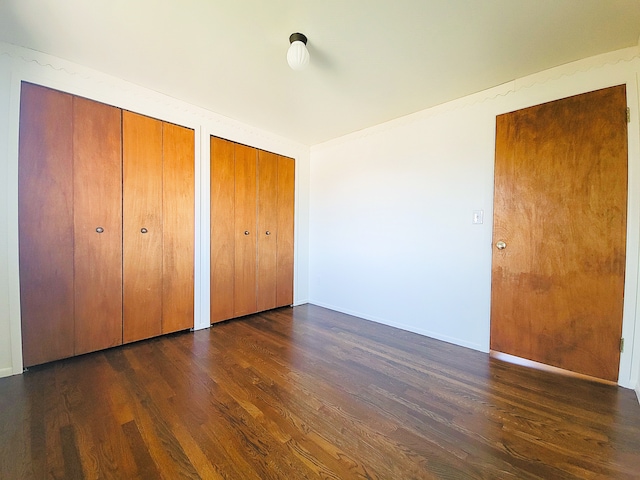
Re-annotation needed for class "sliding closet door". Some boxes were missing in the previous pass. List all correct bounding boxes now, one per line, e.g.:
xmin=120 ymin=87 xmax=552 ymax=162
xmin=19 ymin=83 xmax=75 ymax=367
xmin=162 ymin=122 xmax=195 ymax=333
xmin=73 ymin=97 xmax=123 ymax=354
xmin=234 ymin=144 xmax=258 ymax=317
xmin=257 ymin=152 xmax=295 ymax=311
xmin=210 ymin=137 xmax=236 ymax=323
xmin=276 ymin=155 xmax=295 ymax=307
xmin=257 ymin=150 xmax=278 ymax=311
xmin=123 ymin=111 xmax=163 ymax=343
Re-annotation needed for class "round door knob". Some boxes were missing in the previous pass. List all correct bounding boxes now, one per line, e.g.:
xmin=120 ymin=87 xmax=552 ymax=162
xmin=244 ymin=231 xmax=250 ymax=235
xmin=265 ymin=231 xmax=271 ymax=236
xmin=96 ymin=227 xmax=104 ymax=233
xmin=496 ymin=240 xmax=507 ymax=250
xmin=141 ymin=228 xmax=148 ymax=234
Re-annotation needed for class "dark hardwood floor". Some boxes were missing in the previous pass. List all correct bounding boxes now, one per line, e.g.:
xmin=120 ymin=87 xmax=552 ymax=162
xmin=1 ymin=304 xmax=639 ymax=479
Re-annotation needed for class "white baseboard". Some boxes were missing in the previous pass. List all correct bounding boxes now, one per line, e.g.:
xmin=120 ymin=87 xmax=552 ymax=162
xmin=635 ymin=385 xmax=640 ymax=406
xmin=308 ymin=301 xmax=485 ymax=353
xmin=0 ymin=367 xmax=16 ymax=379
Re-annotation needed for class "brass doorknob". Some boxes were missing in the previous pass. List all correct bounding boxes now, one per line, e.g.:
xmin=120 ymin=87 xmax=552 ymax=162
xmin=141 ymin=228 xmax=148 ymax=234
xmin=496 ymin=241 xmax=507 ymax=250
xmin=96 ymin=227 xmax=104 ymax=233
xmin=244 ymin=231 xmax=250 ymax=235
xmin=266 ymin=231 xmax=271 ymax=235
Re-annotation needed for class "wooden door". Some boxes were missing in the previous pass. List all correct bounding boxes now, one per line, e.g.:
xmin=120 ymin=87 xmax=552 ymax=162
xmin=18 ymin=83 xmax=75 ymax=367
xmin=490 ymin=85 xmax=628 ymax=382
xmin=257 ymin=150 xmax=279 ymax=311
xmin=73 ymin=97 xmax=123 ymax=354
xmin=210 ymin=137 xmax=236 ymax=322
xmin=123 ymin=111 xmax=163 ymax=342
xmin=162 ymin=123 xmax=195 ymax=333
xmin=234 ymin=144 xmax=258 ymax=317
xmin=276 ymin=155 xmax=295 ymax=307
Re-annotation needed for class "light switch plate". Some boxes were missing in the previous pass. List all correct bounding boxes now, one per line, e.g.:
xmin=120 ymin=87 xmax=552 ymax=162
xmin=472 ymin=210 xmax=484 ymax=224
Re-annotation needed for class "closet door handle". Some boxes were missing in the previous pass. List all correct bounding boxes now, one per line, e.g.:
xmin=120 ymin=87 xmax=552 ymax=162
xmin=141 ymin=228 xmax=148 ymax=234
xmin=244 ymin=231 xmax=250 ymax=235
xmin=96 ymin=227 xmax=104 ymax=233
xmin=265 ymin=231 xmax=271 ymax=235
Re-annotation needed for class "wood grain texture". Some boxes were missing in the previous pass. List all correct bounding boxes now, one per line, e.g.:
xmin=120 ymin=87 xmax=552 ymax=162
xmin=234 ymin=144 xmax=258 ymax=317
xmin=1 ymin=305 xmax=639 ymax=479
xmin=211 ymin=139 xmax=295 ymax=324
xmin=276 ymin=155 xmax=295 ymax=307
xmin=122 ymin=111 xmax=163 ymax=343
xmin=210 ymin=137 xmax=236 ymax=323
xmin=73 ymin=97 xmax=123 ymax=355
xmin=257 ymin=150 xmax=279 ymax=312
xmin=491 ymin=85 xmax=628 ymax=382
xmin=18 ymin=82 xmax=75 ymax=367
xmin=162 ymin=122 xmax=195 ymax=334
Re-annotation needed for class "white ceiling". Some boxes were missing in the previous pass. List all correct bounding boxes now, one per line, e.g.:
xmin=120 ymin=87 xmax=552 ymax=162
xmin=1 ymin=0 xmax=640 ymax=145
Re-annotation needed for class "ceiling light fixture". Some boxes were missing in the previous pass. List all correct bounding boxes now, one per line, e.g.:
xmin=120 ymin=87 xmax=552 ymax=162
xmin=287 ymin=33 xmax=309 ymax=71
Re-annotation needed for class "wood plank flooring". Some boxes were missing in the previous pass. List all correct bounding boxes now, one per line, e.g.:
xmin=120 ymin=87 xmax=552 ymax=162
xmin=1 ymin=304 xmax=639 ymax=479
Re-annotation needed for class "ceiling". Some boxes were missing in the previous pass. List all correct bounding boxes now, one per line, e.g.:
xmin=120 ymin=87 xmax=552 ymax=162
xmin=1 ymin=1 xmax=640 ymax=146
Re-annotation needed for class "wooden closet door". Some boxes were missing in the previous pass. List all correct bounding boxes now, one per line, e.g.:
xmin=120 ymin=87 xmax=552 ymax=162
xmin=19 ymin=83 xmax=75 ymax=367
xmin=210 ymin=137 xmax=236 ymax=323
xmin=490 ymin=86 xmax=627 ymax=381
xmin=234 ymin=144 xmax=258 ymax=317
xmin=276 ymin=156 xmax=295 ymax=307
xmin=162 ymin=123 xmax=195 ymax=333
xmin=257 ymin=150 xmax=278 ymax=311
xmin=73 ymin=97 xmax=123 ymax=355
xmin=123 ymin=111 xmax=163 ymax=342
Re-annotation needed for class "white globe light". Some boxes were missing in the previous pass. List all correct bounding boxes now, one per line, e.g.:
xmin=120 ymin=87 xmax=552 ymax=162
xmin=287 ymin=33 xmax=309 ymax=71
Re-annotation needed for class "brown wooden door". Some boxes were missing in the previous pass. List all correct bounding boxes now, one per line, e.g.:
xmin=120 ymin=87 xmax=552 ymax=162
xmin=162 ymin=123 xmax=195 ymax=334
xmin=276 ymin=155 xmax=295 ymax=307
xmin=257 ymin=150 xmax=278 ymax=311
xmin=18 ymin=83 xmax=75 ymax=367
xmin=234 ymin=144 xmax=258 ymax=317
xmin=490 ymin=85 xmax=628 ymax=382
xmin=73 ymin=97 xmax=123 ymax=355
xmin=210 ymin=137 xmax=236 ymax=322
xmin=123 ymin=111 xmax=163 ymax=342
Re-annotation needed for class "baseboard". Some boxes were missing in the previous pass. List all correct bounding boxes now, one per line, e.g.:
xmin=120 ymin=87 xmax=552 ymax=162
xmin=307 ymin=301 xmax=485 ymax=353
xmin=636 ymin=385 xmax=640 ymax=406
xmin=0 ymin=367 xmax=15 ymax=379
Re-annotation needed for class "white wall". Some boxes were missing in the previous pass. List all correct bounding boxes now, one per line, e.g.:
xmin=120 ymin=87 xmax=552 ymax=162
xmin=0 ymin=53 xmax=17 ymax=377
xmin=309 ymin=47 xmax=640 ymax=389
xmin=0 ymin=42 xmax=310 ymax=377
